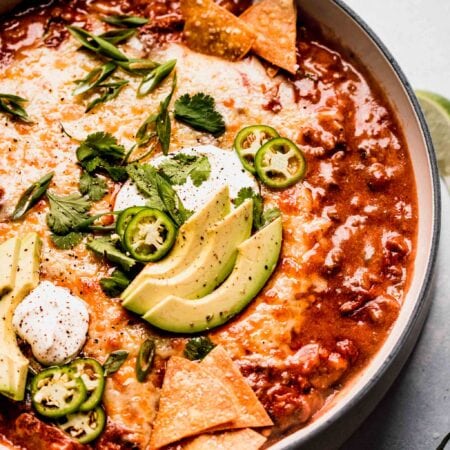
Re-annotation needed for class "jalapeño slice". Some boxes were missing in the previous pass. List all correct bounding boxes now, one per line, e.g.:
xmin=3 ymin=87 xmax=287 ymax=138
xmin=57 ymin=405 xmax=106 ymax=444
xmin=116 ymin=206 xmax=147 ymax=239
xmin=70 ymin=358 xmax=105 ymax=411
xmin=255 ymin=137 xmax=306 ymax=188
xmin=234 ymin=125 xmax=279 ymax=173
xmin=123 ymin=208 xmax=176 ymax=262
xmin=31 ymin=366 xmax=87 ymax=418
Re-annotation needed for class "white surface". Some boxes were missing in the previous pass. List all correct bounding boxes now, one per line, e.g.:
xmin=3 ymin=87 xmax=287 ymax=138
xmin=344 ymin=0 xmax=450 ymax=98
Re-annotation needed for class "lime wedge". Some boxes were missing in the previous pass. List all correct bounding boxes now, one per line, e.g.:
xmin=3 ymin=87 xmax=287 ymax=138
xmin=416 ymin=90 xmax=450 ymax=188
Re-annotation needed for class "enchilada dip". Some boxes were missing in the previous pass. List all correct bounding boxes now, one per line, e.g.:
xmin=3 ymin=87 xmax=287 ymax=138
xmin=0 ymin=0 xmax=417 ymax=448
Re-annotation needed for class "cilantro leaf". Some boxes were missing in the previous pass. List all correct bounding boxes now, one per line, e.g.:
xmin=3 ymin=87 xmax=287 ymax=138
xmin=184 ymin=337 xmax=216 ymax=361
xmin=234 ymin=187 xmax=280 ymax=230
xmin=50 ymin=231 xmax=85 ymax=249
xmin=158 ymin=153 xmax=211 ymax=187
xmin=126 ymin=164 xmax=191 ymax=226
xmin=126 ymin=164 xmax=165 ymax=211
xmin=100 ymin=269 xmax=131 ymax=297
xmin=87 ymin=236 xmax=137 ymax=271
xmin=79 ymin=171 xmax=108 ymax=201
xmin=262 ymin=207 xmax=281 ymax=225
xmin=174 ymin=93 xmax=225 ymax=136
xmin=46 ymin=191 xmax=91 ymax=235
xmin=76 ymin=132 xmax=127 ymax=181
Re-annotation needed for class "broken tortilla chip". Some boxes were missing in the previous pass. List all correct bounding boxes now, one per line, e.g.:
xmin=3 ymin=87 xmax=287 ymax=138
xmin=183 ymin=428 xmax=267 ymax=450
xmin=150 ymin=356 xmax=237 ymax=449
xmin=181 ymin=0 xmax=256 ymax=61
xmin=240 ymin=0 xmax=297 ymax=74
xmin=201 ymin=346 xmax=273 ymax=429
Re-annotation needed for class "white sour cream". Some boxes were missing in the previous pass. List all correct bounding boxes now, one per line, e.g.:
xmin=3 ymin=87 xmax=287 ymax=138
xmin=114 ymin=145 xmax=259 ymax=212
xmin=12 ymin=281 xmax=89 ymax=366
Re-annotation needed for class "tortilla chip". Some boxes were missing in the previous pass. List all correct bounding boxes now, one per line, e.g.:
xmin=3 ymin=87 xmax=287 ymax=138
xmin=181 ymin=0 xmax=256 ymax=61
xmin=240 ymin=0 xmax=297 ymax=74
xmin=150 ymin=356 xmax=238 ymax=449
xmin=201 ymin=346 xmax=273 ymax=429
xmin=183 ymin=428 xmax=267 ymax=450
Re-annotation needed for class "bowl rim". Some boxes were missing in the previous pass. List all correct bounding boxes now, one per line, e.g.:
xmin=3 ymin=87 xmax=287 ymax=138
xmin=273 ymin=0 xmax=441 ymax=448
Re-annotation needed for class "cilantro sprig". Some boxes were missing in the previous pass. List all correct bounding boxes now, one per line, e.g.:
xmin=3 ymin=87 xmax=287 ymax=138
xmin=234 ymin=187 xmax=280 ymax=231
xmin=76 ymin=131 xmax=128 ymax=181
xmin=127 ymin=163 xmax=192 ymax=226
xmin=174 ymin=93 xmax=225 ymax=136
xmin=158 ymin=153 xmax=211 ymax=187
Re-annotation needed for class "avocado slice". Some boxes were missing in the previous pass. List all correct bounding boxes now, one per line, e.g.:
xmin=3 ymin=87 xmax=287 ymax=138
xmin=143 ymin=217 xmax=282 ymax=333
xmin=121 ymin=186 xmax=230 ymax=300
xmin=122 ymin=200 xmax=253 ymax=315
xmin=0 ymin=233 xmax=41 ymax=401
xmin=0 ymin=237 xmax=20 ymax=296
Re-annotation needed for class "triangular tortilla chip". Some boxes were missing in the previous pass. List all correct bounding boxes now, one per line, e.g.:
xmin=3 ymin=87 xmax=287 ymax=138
xmin=183 ymin=428 xmax=267 ymax=450
xmin=201 ymin=346 xmax=273 ymax=429
xmin=240 ymin=0 xmax=297 ymax=74
xmin=181 ymin=0 xmax=256 ymax=61
xmin=150 ymin=356 xmax=238 ymax=449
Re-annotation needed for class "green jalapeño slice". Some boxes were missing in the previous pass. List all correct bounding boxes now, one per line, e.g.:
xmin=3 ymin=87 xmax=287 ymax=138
xmin=234 ymin=125 xmax=279 ymax=173
xmin=57 ymin=405 xmax=106 ymax=444
xmin=70 ymin=358 xmax=105 ymax=412
xmin=116 ymin=206 xmax=147 ymax=239
xmin=123 ymin=208 xmax=176 ymax=262
xmin=31 ymin=366 xmax=87 ymax=418
xmin=255 ymin=137 xmax=306 ymax=188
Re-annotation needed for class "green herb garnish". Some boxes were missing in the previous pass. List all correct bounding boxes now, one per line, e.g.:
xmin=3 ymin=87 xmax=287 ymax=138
xmin=136 ymin=73 xmax=176 ymax=154
xmin=79 ymin=171 xmax=108 ymax=201
xmin=76 ymin=132 xmax=127 ymax=181
xmin=184 ymin=337 xmax=216 ymax=361
xmin=0 ymin=94 xmax=31 ymax=122
xmin=136 ymin=339 xmax=155 ymax=383
xmin=67 ymin=26 xmax=128 ymax=61
xmin=102 ymin=15 xmax=149 ymax=28
xmin=12 ymin=172 xmax=54 ymax=220
xmin=85 ymin=79 xmax=129 ymax=112
xmin=234 ymin=187 xmax=281 ymax=230
xmin=158 ymin=153 xmax=211 ymax=187
xmin=46 ymin=192 xmax=91 ymax=235
xmin=103 ymin=350 xmax=129 ymax=376
xmin=126 ymin=163 xmax=191 ymax=226
xmin=99 ymin=28 xmax=137 ymax=44
xmin=137 ymin=59 xmax=176 ymax=97
xmin=100 ymin=268 xmax=131 ymax=297
xmin=174 ymin=93 xmax=225 ymax=136
xmin=87 ymin=236 xmax=137 ymax=271
xmin=73 ymin=61 xmax=117 ymax=96
xmin=50 ymin=231 xmax=85 ymax=250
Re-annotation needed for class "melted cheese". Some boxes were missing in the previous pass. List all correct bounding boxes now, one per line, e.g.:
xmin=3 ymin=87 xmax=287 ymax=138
xmin=0 ymin=28 xmax=331 ymax=444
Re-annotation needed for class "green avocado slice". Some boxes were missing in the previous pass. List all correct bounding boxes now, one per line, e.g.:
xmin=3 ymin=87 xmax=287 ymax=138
xmin=142 ymin=217 xmax=282 ymax=333
xmin=122 ymin=199 xmax=253 ymax=315
xmin=121 ymin=186 xmax=230 ymax=300
xmin=0 ymin=232 xmax=41 ymax=401
xmin=0 ymin=237 xmax=20 ymax=296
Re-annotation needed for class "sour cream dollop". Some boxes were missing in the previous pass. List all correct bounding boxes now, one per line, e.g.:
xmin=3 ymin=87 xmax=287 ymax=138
xmin=13 ymin=281 xmax=89 ymax=366
xmin=115 ymin=145 xmax=259 ymax=212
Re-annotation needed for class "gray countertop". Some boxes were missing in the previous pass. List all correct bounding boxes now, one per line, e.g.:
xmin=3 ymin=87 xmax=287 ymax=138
xmin=344 ymin=0 xmax=450 ymax=99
